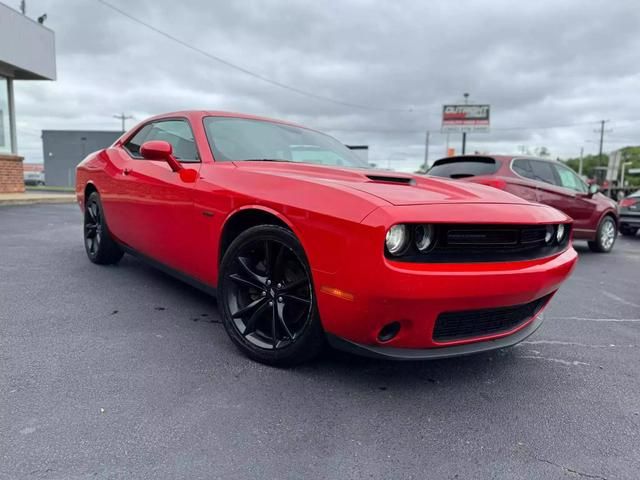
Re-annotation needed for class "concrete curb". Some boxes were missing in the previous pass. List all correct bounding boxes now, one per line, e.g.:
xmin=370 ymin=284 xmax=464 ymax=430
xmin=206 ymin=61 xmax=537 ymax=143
xmin=0 ymin=196 xmax=76 ymax=207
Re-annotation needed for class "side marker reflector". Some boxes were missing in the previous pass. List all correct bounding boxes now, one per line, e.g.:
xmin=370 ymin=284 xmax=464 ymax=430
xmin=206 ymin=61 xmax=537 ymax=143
xmin=320 ymin=286 xmax=354 ymax=301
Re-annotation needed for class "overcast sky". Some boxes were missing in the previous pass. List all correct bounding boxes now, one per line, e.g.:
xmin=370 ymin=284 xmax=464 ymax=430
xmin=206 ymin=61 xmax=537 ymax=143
xmin=7 ymin=0 xmax=640 ymax=171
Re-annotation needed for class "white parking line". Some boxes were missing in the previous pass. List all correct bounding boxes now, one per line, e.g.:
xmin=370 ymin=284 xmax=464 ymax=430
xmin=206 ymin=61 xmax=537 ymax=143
xmin=516 ymin=355 xmax=590 ymax=366
xmin=521 ymin=340 xmax=619 ymax=348
xmin=550 ymin=317 xmax=640 ymax=322
xmin=602 ymin=291 xmax=640 ymax=309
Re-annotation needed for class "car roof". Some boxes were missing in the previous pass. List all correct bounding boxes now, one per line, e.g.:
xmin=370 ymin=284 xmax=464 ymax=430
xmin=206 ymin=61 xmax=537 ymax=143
xmin=145 ymin=110 xmax=308 ymax=130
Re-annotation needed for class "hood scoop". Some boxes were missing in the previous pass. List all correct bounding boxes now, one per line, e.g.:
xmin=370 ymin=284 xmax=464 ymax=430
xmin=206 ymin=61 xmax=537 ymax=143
xmin=366 ymin=174 xmax=416 ymax=185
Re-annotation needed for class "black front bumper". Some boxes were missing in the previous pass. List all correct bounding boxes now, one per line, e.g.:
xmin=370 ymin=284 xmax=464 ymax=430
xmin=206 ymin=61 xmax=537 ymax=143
xmin=620 ymin=213 xmax=640 ymax=227
xmin=326 ymin=313 xmax=545 ymax=361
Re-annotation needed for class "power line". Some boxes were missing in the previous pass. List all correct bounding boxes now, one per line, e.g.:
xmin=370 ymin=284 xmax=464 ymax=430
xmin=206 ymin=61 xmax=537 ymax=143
xmin=332 ymin=120 xmax=610 ymax=135
xmin=95 ymin=0 xmax=411 ymax=113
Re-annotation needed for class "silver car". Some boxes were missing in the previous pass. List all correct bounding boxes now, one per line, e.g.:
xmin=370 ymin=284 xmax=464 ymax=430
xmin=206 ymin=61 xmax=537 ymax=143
xmin=620 ymin=190 xmax=640 ymax=236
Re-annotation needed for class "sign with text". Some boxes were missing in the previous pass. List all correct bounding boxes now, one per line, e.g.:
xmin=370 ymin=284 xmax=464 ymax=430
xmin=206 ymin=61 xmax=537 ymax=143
xmin=442 ymin=104 xmax=490 ymax=133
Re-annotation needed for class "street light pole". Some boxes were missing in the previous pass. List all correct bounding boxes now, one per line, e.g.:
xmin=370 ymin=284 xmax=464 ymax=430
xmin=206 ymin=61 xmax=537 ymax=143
xmin=461 ymin=92 xmax=469 ymax=155
xmin=423 ymin=130 xmax=430 ymax=171
xmin=620 ymin=161 xmax=632 ymax=190
xmin=579 ymin=146 xmax=584 ymax=176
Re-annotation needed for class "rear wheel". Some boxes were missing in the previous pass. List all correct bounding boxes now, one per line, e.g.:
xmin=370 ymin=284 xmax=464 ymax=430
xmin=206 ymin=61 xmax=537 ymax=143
xmin=588 ymin=216 xmax=617 ymax=253
xmin=84 ymin=191 xmax=124 ymax=265
xmin=620 ymin=225 xmax=638 ymax=237
xmin=219 ymin=225 xmax=324 ymax=366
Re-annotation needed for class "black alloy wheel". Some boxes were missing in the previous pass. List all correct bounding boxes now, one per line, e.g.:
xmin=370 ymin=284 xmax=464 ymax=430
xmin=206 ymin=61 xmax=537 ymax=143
xmin=84 ymin=199 xmax=102 ymax=257
xmin=219 ymin=225 xmax=324 ymax=366
xmin=83 ymin=191 xmax=124 ymax=265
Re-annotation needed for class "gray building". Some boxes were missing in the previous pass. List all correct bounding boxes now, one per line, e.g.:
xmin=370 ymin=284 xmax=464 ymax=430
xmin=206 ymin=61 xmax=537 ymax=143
xmin=0 ymin=2 xmax=56 ymax=191
xmin=43 ymin=130 xmax=122 ymax=187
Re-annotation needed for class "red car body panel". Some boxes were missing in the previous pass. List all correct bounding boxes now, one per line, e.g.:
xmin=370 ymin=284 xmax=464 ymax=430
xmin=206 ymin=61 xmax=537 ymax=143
xmin=76 ymin=111 xmax=578 ymax=356
xmin=429 ymin=154 xmax=618 ymax=241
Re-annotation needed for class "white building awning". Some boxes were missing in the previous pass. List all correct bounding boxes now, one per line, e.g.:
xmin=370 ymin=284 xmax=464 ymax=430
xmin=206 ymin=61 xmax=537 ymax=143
xmin=0 ymin=3 xmax=56 ymax=80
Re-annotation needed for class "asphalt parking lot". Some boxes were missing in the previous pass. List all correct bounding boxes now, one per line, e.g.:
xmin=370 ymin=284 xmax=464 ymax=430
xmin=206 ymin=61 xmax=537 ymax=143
xmin=1 ymin=204 xmax=639 ymax=480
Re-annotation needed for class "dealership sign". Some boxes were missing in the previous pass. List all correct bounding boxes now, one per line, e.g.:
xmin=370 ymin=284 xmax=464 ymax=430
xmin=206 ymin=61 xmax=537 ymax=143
xmin=442 ymin=104 xmax=490 ymax=133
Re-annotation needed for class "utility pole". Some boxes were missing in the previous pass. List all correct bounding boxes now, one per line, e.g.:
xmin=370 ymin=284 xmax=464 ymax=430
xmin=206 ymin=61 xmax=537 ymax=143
xmin=20 ymin=0 xmax=26 ymax=14
xmin=461 ymin=92 xmax=469 ymax=155
xmin=594 ymin=120 xmax=611 ymax=166
xmin=423 ymin=130 xmax=430 ymax=171
xmin=113 ymin=113 xmax=133 ymax=132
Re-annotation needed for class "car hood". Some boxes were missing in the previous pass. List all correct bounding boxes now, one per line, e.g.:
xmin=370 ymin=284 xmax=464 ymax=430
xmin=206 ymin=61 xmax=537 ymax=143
xmin=233 ymin=162 xmax=531 ymax=206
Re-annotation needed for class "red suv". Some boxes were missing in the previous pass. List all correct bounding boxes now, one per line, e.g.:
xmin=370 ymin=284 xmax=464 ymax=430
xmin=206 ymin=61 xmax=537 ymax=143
xmin=428 ymin=155 xmax=619 ymax=252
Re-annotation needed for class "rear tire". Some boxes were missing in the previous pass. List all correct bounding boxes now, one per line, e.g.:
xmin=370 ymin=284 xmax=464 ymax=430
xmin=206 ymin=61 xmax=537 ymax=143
xmin=620 ymin=225 xmax=638 ymax=237
xmin=84 ymin=191 xmax=124 ymax=265
xmin=588 ymin=215 xmax=617 ymax=253
xmin=219 ymin=225 xmax=324 ymax=366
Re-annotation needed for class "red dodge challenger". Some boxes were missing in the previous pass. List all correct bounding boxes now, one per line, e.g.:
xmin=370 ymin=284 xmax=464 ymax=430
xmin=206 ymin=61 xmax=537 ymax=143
xmin=76 ymin=111 xmax=577 ymax=365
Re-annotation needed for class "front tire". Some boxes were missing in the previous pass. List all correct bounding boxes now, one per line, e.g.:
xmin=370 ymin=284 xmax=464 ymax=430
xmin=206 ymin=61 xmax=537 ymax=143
xmin=588 ymin=215 xmax=617 ymax=253
xmin=84 ymin=191 xmax=124 ymax=265
xmin=219 ymin=225 xmax=324 ymax=366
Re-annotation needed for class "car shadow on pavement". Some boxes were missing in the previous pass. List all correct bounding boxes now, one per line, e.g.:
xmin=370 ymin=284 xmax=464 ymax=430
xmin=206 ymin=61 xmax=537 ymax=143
xmin=117 ymin=254 xmax=555 ymax=389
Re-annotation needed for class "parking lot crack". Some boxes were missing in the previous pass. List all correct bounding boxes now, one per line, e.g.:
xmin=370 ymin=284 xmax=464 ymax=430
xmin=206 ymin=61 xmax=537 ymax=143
xmin=532 ymin=456 xmax=607 ymax=480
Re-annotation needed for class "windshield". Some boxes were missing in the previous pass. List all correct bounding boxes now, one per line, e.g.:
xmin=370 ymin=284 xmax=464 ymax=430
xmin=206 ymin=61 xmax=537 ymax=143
xmin=203 ymin=116 xmax=367 ymax=168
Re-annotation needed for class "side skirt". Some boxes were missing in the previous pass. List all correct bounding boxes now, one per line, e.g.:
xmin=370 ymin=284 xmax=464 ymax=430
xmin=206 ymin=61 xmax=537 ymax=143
xmin=119 ymin=244 xmax=217 ymax=298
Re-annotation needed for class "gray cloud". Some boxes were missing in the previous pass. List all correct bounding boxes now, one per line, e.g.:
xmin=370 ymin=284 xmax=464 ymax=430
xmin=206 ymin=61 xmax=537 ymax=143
xmin=9 ymin=0 xmax=640 ymax=170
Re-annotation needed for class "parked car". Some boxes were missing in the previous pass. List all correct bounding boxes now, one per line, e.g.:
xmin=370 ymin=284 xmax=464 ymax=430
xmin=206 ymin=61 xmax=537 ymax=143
xmin=428 ymin=155 xmax=619 ymax=253
xmin=619 ymin=190 xmax=640 ymax=236
xmin=76 ymin=111 xmax=577 ymax=365
xmin=23 ymin=171 xmax=45 ymax=186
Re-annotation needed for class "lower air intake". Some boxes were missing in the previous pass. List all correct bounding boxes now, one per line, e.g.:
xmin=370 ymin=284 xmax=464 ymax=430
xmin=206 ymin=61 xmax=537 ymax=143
xmin=433 ymin=294 xmax=551 ymax=342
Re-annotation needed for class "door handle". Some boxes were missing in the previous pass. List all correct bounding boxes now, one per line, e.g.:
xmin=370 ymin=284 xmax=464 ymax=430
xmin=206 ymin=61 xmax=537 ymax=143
xmin=123 ymin=168 xmax=132 ymax=176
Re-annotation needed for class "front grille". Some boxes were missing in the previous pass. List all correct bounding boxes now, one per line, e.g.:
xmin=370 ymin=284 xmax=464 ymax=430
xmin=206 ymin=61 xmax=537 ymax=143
xmin=433 ymin=294 xmax=551 ymax=342
xmin=388 ymin=224 xmax=570 ymax=263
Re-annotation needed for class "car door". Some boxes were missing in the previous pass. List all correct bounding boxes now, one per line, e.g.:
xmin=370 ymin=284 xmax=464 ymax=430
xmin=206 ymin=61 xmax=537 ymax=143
xmin=550 ymin=162 xmax=594 ymax=230
xmin=117 ymin=118 xmax=202 ymax=275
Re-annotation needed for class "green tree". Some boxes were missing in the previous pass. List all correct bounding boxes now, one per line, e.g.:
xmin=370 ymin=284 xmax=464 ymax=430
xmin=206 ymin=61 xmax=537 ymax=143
xmin=563 ymin=146 xmax=640 ymax=185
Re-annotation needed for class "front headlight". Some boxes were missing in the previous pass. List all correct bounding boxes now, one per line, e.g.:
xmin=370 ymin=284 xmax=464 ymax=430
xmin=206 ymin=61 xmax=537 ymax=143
xmin=556 ymin=223 xmax=565 ymax=242
xmin=544 ymin=225 xmax=555 ymax=244
xmin=385 ymin=224 xmax=409 ymax=255
xmin=414 ymin=224 xmax=434 ymax=252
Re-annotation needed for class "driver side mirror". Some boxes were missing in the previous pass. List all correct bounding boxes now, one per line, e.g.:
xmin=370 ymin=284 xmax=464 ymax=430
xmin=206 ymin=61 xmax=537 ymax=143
xmin=139 ymin=140 xmax=197 ymax=183
xmin=588 ymin=184 xmax=599 ymax=196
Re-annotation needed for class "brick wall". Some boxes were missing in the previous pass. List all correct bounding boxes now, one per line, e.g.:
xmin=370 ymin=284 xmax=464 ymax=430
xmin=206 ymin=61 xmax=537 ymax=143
xmin=0 ymin=154 xmax=25 ymax=193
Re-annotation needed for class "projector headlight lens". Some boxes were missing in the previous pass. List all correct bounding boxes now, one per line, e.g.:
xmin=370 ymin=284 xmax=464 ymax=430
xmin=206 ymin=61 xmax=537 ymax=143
xmin=415 ymin=224 xmax=434 ymax=252
xmin=544 ymin=225 xmax=555 ymax=244
xmin=386 ymin=224 xmax=409 ymax=255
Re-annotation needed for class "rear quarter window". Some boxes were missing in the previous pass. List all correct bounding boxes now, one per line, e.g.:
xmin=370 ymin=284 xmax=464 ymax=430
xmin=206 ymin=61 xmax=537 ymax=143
xmin=428 ymin=157 xmax=498 ymax=178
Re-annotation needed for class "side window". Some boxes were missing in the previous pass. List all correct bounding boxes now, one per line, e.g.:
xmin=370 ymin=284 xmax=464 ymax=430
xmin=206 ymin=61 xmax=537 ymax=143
xmin=512 ymin=159 xmax=534 ymax=179
xmin=555 ymin=164 xmax=587 ymax=193
xmin=145 ymin=120 xmax=198 ymax=162
xmin=529 ymin=160 xmax=557 ymax=185
xmin=124 ymin=124 xmax=152 ymax=157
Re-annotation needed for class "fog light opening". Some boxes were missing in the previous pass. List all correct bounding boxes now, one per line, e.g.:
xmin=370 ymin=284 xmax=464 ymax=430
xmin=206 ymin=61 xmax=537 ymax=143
xmin=378 ymin=321 xmax=401 ymax=342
